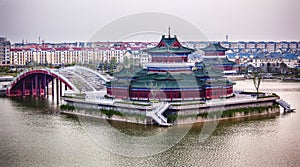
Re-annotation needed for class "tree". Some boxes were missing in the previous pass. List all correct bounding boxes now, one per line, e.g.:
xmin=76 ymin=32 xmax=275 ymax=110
xmin=109 ymin=57 xmax=117 ymax=75
xmin=252 ymin=71 xmax=261 ymax=99
xmin=103 ymin=60 xmax=108 ymax=72
xmin=123 ymin=56 xmax=134 ymax=67
xmin=123 ymin=56 xmax=129 ymax=67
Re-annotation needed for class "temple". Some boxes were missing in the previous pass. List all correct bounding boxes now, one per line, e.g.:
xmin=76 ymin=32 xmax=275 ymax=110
xmin=200 ymin=42 xmax=236 ymax=71
xmin=106 ymin=34 xmax=235 ymax=101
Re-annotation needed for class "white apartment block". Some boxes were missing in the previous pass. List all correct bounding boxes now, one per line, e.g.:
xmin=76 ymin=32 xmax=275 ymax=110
xmin=289 ymin=42 xmax=297 ymax=50
xmin=266 ymin=42 xmax=276 ymax=52
xmin=10 ymin=47 xmax=127 ymax=66
xmin=256 ymin=42 xmax=266 ymax=51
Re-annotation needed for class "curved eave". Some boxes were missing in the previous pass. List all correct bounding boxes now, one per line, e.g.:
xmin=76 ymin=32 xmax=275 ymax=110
xmin=144 ymin=47 xmax=194 ymax=54
xmin=200 ymin=43 xmax=229 ymax=52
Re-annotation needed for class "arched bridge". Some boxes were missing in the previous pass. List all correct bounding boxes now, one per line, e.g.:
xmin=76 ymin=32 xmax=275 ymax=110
xmin=6 ymin=66 xmax=109 ymax=101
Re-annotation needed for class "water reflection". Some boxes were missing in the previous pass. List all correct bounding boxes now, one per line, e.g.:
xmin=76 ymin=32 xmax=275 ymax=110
xmin=10 ymin=97 xmax=59 ymax=115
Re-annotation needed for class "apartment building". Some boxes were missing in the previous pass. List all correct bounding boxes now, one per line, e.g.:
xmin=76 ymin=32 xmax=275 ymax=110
xmin=0 ymin=37 xmax=11 ymax=66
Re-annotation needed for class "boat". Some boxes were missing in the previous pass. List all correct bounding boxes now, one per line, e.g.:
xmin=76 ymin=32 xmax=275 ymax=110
xmin=0 ymin=76 xmax=14 ymax=82
xmin=0 ymin=76 xmax=14 ymax=96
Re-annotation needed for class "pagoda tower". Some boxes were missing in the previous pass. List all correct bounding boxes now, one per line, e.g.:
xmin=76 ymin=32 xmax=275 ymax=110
xmin=200 ymin=42 xmax=236 ymax=71
xmin=144 ymin=35 xmax=194 ymax=63
xmin=201 ymin=42 xmax=228 ymax=57
xmin=143 ymin=31 xmax=195 ymax=72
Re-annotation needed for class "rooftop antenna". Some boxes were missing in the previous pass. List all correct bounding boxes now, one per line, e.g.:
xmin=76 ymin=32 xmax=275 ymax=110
xmin=168 ymin=26 xmax=171 ymax=38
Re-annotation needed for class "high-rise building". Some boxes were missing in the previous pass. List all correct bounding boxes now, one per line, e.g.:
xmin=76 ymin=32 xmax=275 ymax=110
xmin=0 ymin=37 xmax=11 ymax=66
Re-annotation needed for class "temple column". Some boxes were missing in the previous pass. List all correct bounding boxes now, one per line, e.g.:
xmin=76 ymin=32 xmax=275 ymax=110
xmin=137 ymin=90 xmax=140 ymax=100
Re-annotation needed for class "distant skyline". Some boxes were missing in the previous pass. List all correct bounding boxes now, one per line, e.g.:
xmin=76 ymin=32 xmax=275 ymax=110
xmin=0 ymin=0 xmax=299 ymax=43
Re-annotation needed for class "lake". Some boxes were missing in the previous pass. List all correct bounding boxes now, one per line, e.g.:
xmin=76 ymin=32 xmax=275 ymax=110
xmin=0 ymin=80 xmax=299 ymax=166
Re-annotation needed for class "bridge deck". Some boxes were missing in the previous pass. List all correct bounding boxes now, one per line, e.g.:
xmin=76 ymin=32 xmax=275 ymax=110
xmin=6 ymin=66 xmax=109 ymax=97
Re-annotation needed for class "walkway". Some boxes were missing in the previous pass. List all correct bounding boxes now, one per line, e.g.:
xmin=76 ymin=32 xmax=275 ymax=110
xmin=276 ymin=99 xmax=295 ymax=112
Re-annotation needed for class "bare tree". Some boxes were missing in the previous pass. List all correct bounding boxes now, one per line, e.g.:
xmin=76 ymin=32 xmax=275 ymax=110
xmin=252 ymin=71 xmax=261 ymax=99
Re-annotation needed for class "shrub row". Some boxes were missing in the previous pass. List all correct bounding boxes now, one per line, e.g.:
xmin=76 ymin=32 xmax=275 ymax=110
xmin=197 ymin=105 xmax=279 ymax=119
xmin=60 ymin=104 xmax=75 ymax=111
xmin=100 ymin=109 xmax=123 ymax=118
xmin=171 ymin=101 xmax=206 ymax=106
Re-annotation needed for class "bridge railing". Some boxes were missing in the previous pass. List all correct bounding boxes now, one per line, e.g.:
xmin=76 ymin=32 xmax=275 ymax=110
xmin=71 ymin=66 xmax=109 ymax=82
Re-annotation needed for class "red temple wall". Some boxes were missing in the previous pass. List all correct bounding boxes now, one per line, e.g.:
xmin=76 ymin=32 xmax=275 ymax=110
xmin=152 ymin=56 xmax=187 ymax=63
xmin=107 ymin=86 xmax=233 ymax=100
xmin=214 ymin=66 xmax=234 ymax=71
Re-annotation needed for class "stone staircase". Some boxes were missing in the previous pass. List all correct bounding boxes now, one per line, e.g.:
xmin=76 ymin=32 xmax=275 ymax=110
xmin=146 ymin=102 xmax=171 ymax=126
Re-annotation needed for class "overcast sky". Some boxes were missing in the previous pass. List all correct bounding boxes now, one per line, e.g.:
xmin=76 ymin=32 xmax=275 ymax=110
xmin=0 ymin=0 xmax=299 ymax=43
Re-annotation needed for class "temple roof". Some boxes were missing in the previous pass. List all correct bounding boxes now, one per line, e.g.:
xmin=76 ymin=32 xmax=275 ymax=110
xmin=143 ymin=35 xmax=194 ymax=54
xmin=202 ymin=57 xmax=236 ymax=65
xmin=112 ymin=66 xmax=146 ymax=78
xmin=193 ymin=65 xmax=224 ymax=77
xmin=194 ymin=57 xmax=236 ymax=69
xmin=129 ymin=72 xmax=234 ymax=89
xmin=108 ymin=71 xmax=235 ymax=89
xmin=201 ymin=42 xmax=229 ymax=52
xmin=205 ymin=79 xmax=235 ymax=87
xmin=130 ymin=72 xmax=203 ymax=89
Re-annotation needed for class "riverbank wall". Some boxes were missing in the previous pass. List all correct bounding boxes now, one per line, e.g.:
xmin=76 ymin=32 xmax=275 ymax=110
xmin=61 ymin=96 xmax=280 ymax=125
